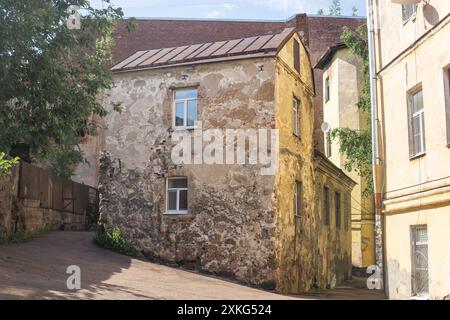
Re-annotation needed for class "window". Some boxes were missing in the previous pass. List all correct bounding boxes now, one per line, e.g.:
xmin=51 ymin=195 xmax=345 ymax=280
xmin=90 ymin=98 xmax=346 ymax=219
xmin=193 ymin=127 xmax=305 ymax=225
xmin=173 ymin=88 xmax=198 ymax=129
xmin=344 ymin=194 xmax=350 ymax=231
xmin=294 ymin=181 xmax=302 ymax=218
xmin=408 ymin=88 xmax=426 ymax=158
xmin=335 ymin=192 xmax=341 ymax=228
xmin=325 ymin=77 xmax=330 ymax=103
xmin=411 ymin=225 xmax=429 ymax=297
xmin=402 ymin=4 xmax=417 ymax=22
xmin=292 ymin=97 xmax=300 ymax=136
xmin=166 ymin=178 xmax=188 ymax=214
xmin=325 ymin=131 xmax=332 ymax=158
xmin=323 ymin=186 xmax=330 ymax=225
xmin=445 ymin=67 xmax=450 ymax=146
xmin=293 ymin=39 xmax=300 ymax=73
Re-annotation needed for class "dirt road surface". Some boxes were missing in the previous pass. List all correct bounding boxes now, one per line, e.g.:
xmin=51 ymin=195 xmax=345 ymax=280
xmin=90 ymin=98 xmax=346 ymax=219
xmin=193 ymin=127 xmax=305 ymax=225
xmin=0 ymin=231 xmax=384 ymax=300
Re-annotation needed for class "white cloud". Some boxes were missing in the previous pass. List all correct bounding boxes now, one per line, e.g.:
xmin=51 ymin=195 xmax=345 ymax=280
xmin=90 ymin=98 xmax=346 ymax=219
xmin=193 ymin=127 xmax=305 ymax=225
xmin=222 ymin=3 xmax=235 ymax=10
xmin=252 ymin=0 xmax=306 ymax=13
xmin=207 ymin=10 xmax=226 ymax=18
xmin=206 ymin=2 xmax=236 ymax=18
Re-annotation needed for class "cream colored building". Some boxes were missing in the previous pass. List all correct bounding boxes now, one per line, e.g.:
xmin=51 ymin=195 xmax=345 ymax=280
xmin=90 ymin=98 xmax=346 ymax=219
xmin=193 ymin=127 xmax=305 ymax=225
xmin=370 ymin=0 xmax=450 ymax=299
xmin=315 ymin=44 xmax=376 ymax=270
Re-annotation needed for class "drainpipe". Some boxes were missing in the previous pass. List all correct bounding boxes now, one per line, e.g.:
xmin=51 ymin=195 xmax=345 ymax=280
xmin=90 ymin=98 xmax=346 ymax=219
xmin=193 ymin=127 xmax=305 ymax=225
xmin=366 ymin=0 xmax=386 ymax=294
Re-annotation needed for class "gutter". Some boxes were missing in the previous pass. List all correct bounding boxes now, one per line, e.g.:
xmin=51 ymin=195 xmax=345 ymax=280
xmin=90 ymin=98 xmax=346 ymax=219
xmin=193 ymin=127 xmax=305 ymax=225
xmin=366 ymin=0 xmax=387 ymax=297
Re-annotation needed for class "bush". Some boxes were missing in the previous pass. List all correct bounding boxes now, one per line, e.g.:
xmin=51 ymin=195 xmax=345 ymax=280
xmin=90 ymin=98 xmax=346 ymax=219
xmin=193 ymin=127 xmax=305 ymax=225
xmin=0 ymin=152 xmax=19 ymax=175
xmin=94 ymin=224 xmax=138 ymax=257
xmin=0 ymin=226 xmax=50 ymax=245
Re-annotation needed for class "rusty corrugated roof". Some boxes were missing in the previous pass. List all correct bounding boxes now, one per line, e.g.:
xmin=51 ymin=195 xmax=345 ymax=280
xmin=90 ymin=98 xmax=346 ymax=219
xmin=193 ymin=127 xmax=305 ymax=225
xmin=112 ymin=27 xmax=296 ymax=73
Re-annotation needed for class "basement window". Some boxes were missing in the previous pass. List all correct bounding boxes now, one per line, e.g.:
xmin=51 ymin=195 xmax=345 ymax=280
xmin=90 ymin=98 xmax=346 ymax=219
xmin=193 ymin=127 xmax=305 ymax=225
xmin=166 ymin=178 xmax=188 ymax=214
xmin=173 ymin=88 xmax=198 ymax=130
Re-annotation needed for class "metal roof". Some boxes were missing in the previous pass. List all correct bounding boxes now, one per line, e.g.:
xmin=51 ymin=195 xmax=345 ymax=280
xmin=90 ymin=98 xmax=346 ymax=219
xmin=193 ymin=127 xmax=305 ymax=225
xmin=112 ymin=27 xmax=296 ymax=73
xmin=313 ymin=43 xmax=347 ymax=70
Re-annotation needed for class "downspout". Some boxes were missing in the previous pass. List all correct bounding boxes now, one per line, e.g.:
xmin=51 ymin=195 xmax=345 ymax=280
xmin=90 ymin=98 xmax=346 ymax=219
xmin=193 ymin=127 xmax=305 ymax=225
xmin=366 ymin=0 xmax=386 ymax=294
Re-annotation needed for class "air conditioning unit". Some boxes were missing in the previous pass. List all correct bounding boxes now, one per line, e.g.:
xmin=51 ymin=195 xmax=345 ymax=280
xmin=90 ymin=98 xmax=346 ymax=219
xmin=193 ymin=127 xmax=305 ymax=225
xmin=391 ymin=0 xmax=421 ymax=4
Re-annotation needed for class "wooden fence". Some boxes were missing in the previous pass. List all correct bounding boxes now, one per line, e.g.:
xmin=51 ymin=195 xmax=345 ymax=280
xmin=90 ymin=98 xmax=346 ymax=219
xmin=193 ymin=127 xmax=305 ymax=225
xmin=18 ymin=162 xmax=98 ymax=217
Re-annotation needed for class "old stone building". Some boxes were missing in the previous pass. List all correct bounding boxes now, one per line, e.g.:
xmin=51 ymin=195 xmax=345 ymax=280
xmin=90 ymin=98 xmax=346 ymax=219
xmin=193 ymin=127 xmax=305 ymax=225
xmin=98 ymin=28 xmax=355 ymax=293
xmin=370 ymin=0 xmax=450 ymax=299
xmin=315 ymin=44 xmax=376 ymax=271
xmin=72 ymin=14 xmax=365 ymax=187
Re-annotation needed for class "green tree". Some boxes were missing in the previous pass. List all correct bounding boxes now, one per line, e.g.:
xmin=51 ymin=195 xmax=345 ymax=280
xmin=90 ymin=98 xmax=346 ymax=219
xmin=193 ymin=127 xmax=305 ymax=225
xmin=317 ymin=8 xmax=325 ymax=15
xmin=0 ymin=0 xmax=124 ymax=178
xmin=331 ymin=25 xmax=373 ymax=194
xmin=329 ymin=0 xmax=342 ymax=16
xmin=352 ymin=6 xmax=359 ymax=16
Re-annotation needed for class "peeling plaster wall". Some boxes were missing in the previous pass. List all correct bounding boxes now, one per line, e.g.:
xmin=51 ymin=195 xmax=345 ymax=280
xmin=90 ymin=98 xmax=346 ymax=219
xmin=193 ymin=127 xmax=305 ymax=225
xmin=99 ymin=58 xmax=279 ymax=287
xmin=274 ymin=35 xmax=354 ymax=293
xmin=274 ymin=34 xmax=317 ymax=293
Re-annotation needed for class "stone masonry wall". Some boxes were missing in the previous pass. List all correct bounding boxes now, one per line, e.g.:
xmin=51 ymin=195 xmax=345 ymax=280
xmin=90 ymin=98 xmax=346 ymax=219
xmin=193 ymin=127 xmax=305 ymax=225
xmin=99 ymin=58 xmax=279 ymax=287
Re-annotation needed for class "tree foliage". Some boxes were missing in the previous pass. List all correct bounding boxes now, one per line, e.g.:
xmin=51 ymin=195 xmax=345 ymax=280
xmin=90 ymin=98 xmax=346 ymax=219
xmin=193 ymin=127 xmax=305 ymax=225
xmin=0 ymin=0 xmax=124 ymax=177
xmin=329 ymin=0 xmax=342 ymax=16
xmin=331 ymin=25 xmax=373 ymax=194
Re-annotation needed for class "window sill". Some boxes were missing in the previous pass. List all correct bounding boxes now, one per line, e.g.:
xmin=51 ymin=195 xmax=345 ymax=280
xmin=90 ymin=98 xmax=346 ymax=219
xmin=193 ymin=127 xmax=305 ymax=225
xmin=173 ymin=127 xmax=197 ymax=132
xmin=164 ymin=211 xmax=188 ymax=216
xmin=409 ymin=152 xmax=426 ymax=161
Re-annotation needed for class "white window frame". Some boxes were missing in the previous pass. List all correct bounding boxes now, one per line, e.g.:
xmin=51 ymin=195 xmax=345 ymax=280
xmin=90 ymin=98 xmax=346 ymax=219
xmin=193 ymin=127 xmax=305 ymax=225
xmin=165 ymin=177 xmax=188 ymax=215
xmin=292 ymin=97 xmax=300 ymax=136
xmin=173 ymin=88 xmax=198 ymax=130
xmin=409 ymin=89 xmax=426 ymax=158
xmin=444 ymin=67 xmax=450 ymax=147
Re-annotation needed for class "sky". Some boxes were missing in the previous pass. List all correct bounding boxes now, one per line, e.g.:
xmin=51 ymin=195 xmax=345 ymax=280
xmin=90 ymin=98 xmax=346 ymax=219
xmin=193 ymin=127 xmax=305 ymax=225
xmin=89 ymin=0 xmax=366 ymax=20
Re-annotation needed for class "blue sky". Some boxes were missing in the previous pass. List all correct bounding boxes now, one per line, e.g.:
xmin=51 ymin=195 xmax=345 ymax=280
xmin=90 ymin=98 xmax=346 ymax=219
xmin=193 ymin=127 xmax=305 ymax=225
xmin=90 ymin=0 xmax=366 ymax=20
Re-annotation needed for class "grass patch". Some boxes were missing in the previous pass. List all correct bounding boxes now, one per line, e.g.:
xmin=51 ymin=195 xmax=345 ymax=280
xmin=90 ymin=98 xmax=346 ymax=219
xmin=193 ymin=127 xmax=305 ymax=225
xmin=94 ymin=224 xmax=138 ymax=257
xmin=0 ymin=226 xmax=51 ymax=245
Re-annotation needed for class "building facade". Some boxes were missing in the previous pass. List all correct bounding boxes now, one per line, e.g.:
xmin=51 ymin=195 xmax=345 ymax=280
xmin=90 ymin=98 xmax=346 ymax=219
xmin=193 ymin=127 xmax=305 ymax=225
xmin=315 ymin=45 xmax=376 ymax=270
xmin=98 ymin=29 xmax=355 ymax=293
xmin=371 ymin=0 xmax=450 ymax=299
xmin=72 ymin=14 xmax=365 ymax=187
